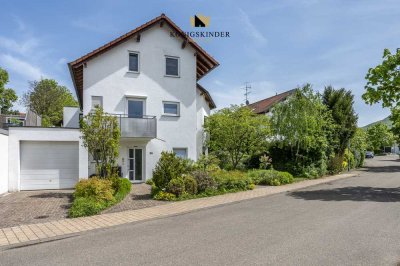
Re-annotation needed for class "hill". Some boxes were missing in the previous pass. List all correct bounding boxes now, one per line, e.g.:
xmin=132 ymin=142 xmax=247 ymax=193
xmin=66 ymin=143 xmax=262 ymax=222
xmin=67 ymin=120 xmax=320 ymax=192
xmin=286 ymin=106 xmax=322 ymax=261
xmin=362 ymin=116 xmax=392 ymax=130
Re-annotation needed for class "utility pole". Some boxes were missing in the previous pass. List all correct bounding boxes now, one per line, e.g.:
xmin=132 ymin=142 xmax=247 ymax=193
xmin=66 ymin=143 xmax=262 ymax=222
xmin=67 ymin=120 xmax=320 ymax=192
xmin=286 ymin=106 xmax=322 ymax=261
xmin=243 ymin=82 xmax=251 ymax=105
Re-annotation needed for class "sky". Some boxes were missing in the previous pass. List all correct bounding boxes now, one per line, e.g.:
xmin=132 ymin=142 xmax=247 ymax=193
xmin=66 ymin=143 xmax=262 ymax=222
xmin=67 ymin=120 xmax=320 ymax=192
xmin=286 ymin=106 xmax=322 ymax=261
xmin=0 ymin=0 xmax=399 ymax=126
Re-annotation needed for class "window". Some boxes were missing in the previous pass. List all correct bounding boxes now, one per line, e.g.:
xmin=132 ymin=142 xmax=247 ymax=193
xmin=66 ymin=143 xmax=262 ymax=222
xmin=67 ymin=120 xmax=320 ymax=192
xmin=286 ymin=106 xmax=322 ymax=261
xmin=91 ymin=96 xmax=103 ymax=109
xmin=173 ymin=148 xmax=187 ymax=159
xmin=163 ymin=101 xmax=179 ymax=116
xmin=165 ymin=56 xmax=179 ymax=77
xmin=128 ymin=52 xmax=139 ymax=72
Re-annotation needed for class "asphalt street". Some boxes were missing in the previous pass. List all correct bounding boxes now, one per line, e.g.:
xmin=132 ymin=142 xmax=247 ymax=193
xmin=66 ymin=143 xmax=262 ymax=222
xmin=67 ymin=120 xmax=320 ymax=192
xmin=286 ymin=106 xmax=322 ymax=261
xmin=1 ymin=155 xmax=400 ymax=266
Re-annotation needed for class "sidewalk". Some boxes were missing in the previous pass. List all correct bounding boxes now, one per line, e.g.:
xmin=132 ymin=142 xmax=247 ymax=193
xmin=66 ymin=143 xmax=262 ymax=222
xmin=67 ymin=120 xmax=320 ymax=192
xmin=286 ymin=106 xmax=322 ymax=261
xmin=0 ymin=172 xmax=358 ymax=248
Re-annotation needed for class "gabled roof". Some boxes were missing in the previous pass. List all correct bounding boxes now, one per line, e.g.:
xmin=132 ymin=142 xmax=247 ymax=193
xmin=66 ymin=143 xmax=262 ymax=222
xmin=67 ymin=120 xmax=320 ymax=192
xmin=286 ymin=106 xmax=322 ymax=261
xmin=248 ymin=89 xmax=295 ymax=114
xmin=197 ymin=83 xmax=216 ymax=109
xmin=68 ymin=13 xmax=219 ymax=107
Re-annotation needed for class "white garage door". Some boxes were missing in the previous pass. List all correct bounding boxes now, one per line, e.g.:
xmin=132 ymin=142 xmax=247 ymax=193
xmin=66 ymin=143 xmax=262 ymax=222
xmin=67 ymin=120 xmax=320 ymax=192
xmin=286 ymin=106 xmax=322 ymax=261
xmin=20 ymin=141 xmax=79 ymax=190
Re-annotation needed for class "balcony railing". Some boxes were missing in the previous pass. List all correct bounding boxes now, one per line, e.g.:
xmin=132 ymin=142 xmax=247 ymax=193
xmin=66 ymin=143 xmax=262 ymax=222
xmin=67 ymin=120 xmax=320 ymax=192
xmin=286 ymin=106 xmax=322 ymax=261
xmin=113 ymin=114 xmax=157 ymax=138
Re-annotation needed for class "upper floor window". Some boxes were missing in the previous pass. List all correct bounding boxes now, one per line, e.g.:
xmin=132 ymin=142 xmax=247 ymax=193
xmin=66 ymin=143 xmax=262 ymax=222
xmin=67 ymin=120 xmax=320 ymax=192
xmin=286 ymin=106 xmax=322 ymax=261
xmin=163 ymin=101 xmax=180 ymax=116
xmin=91 ymin=96 xmax=103 ymax=109
xmin=128 ymin=52 xmax=139 ymax=72
xmin=165 ymin=56 xmax=179 ymax=77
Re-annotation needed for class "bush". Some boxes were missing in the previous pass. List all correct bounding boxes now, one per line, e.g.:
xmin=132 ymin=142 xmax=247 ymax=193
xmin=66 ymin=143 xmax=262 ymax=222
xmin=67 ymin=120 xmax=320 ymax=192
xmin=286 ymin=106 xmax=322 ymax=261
xmin=153 ymin=191 xmax=176 ymax=201
xmin=195 ymin=154 xmax=220 ymax=172
xmin=211 ymin=170 xmax=254 ymax=191
xmin=248 ymin=170 xmax=294 ymax=186
xmin=152 ymin=152 xmax=191 ymax=190
xmin=74 ymin=177 xmax=114 ymax=201
xmin=68 ymin=197 xmax=108 ymax=218
xmin=182 ymin=175 xmax=198 ymax=195
xmin=167 ymin=178 xmax=186 ymax=197
xmin=111 ymin=177 xmax=132 ymax=202
xmin=327 ymin=154 xmax=343 ymax=174
xmin=145 ymin=179 xmax=154 ymax=186
xmin=192 ymin=170 xmax=217 ymax=192
xmin=69 ymin=177 xmax=131 ymax=218
xmin=343 ymin=149 xmax=356 ymax=170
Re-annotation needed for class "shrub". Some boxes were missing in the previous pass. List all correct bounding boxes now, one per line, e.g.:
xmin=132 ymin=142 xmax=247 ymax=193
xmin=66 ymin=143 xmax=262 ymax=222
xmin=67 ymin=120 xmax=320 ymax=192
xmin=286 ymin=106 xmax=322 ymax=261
xmin=69 ymin=176 xmax=131 ymax=218
xmin=68 ymin=197 xmax=108 ymax=217
xmin=211 ymin=170 xmax=254 ymax=191
xmin=74 ymin=177 xmax=114 ymax=201
xmin=111 ymin=177 xmax=132 ymax=202
xmin=327 ymin=154 xmax=343 ymax=174
xmin=182 ymin=175 xmax=198 ymax=195
xmin=145 ymin=179 xmax=154 ymax=186
xmin=196 ymin=154 xmax=220 ymax=172
xmin=167 ymin=178 xmax=186 ymax=197
xmin=153 ymin=191 xmax=176 ymax=201
xmin=248 ymin=170 xmax=294 ymax=186
xmin=152 ymin=152 xmax=191 ymax=190
xmin=343 ymin=149 xmax=356 ymax=170
xmin=192 ymin=170 xmax=217 ymax=192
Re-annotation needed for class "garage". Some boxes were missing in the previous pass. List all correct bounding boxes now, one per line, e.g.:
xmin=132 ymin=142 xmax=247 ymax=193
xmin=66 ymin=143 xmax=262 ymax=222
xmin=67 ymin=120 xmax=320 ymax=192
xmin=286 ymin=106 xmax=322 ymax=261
xmin=20 ymin=141 xmax=79 ymax=190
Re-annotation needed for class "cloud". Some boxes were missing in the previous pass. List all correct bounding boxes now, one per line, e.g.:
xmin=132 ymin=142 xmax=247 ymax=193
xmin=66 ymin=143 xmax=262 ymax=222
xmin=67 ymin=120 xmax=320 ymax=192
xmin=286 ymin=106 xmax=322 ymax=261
xmin=0 ymin=36 xmax=39 ymax=55
xmin=0 ymin=54 xmax=46 ymax=81
xmin=238 ymin=9 xmax=267 ymax=45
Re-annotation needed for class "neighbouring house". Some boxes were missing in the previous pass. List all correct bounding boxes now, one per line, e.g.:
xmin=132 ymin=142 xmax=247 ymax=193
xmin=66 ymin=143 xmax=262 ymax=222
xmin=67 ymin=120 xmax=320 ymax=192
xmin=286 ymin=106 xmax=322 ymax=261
xmin=0 ymin=111 xmax=41 ymax=129
xmin=247 ymin=89 xmax=295 ymax=115
xmin=3 ymin=14 xmax=218 ymax=192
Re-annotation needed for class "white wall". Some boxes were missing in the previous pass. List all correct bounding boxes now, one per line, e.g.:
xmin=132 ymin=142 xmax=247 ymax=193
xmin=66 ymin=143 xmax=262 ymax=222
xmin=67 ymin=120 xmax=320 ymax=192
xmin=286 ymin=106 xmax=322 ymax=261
xmin=82 ymin=24 xmax=210 ymax=180
xmin=0 ymin=130 xmax=8 ymax=194
xmin=63 ymin=107 xmax=80 ymax=128
xmin=8 ymin=127 xmax=88 ymax=191
xmin=196 ymin=89 xmax=211 ymax=158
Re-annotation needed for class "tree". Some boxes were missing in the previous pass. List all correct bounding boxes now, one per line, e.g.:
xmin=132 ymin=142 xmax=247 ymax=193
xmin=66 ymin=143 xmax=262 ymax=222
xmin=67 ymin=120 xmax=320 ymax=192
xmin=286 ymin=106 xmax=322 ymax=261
xmin=0 ymin=67 xmax=18 ymax=114
xmin=22 ymin=79 xmax=78 ymax=126
xmin=270 ymin=84 xmax=334 ymax=176
xmin=362 ymin=48 xmax=400 ymax=139
xmin=323 ymin=86 xmax=358 ymax=156
xmin=350 ymin=128 xmax=368 ymax=168
xmin=204 ymin=105 xmax=270 ymax=169
xmin=80 ymin=107 xmax=121 ymax=177
xmin=366 ymin=123 xmax=394 ymax=153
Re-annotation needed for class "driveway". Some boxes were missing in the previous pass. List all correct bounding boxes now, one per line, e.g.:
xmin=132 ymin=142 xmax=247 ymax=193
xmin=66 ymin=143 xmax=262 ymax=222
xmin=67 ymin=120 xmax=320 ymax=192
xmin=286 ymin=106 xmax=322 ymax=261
xmin=1 ymin=155 xmax=399 ymax=265
xmin=0 ymin=190 xmax=73 ymax=228
xmin=0 ymin=184 xmax=165 ymax=228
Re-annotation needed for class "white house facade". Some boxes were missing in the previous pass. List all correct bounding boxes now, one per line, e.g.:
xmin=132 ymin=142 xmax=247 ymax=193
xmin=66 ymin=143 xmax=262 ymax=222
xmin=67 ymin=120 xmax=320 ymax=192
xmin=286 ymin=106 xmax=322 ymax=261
xmin=2 ymin=14 xmax=218 ymax=192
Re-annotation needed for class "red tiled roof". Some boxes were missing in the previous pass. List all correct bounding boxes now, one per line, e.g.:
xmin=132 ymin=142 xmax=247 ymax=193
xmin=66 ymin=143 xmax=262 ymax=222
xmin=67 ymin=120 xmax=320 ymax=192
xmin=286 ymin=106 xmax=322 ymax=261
xmin=68 ymin=13 xmax=219 ymax=107
xmin=248 ymin=89 xmax=295 ymax=114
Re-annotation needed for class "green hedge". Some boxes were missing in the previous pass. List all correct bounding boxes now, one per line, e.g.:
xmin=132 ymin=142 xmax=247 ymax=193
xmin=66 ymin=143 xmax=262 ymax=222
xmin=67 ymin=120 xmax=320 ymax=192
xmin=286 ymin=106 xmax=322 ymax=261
xmin=151 ymin=169 xmax=255 ymax=201
xmin=69 ymin=177 xmax=131 ymax=218
xmin=248 ymin=170 xmax=294 ymax=186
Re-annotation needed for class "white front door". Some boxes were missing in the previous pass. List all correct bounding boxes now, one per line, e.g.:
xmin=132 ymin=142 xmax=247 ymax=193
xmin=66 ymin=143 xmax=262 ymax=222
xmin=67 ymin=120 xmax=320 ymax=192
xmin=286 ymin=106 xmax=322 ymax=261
xmin=128 ymin=148 xmax=143 ymax=182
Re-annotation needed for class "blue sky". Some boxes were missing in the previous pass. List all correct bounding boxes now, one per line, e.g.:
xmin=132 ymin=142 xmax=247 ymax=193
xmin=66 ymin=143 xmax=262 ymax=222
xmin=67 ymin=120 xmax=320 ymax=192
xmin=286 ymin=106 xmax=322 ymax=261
xmin=0 ymin=0 xmax=399 ymax=126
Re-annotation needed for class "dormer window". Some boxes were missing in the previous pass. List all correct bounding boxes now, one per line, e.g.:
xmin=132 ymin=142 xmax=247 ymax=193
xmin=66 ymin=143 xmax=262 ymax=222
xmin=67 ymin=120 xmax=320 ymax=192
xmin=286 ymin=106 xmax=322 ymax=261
xmin=165 ymin=56 xmax=179 ymax=77
xmin=128 ymin=52 xmax=139 ymax=72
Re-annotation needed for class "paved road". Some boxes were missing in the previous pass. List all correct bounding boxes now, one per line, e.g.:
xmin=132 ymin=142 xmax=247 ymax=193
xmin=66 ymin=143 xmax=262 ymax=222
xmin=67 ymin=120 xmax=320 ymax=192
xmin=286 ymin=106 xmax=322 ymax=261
xmin=1 ymin=156 xmax=400 ymax=266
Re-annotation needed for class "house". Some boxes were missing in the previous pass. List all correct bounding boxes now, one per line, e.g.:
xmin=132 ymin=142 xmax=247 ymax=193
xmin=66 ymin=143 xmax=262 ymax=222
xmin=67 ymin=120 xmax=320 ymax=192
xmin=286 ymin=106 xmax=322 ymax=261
xmin=4 ymin=14 xmax=218 ymax=192
xmin=0 ymin=111 xmax=41 ymax=129
xmin=247 ymin=89 xmax=295 ymax=115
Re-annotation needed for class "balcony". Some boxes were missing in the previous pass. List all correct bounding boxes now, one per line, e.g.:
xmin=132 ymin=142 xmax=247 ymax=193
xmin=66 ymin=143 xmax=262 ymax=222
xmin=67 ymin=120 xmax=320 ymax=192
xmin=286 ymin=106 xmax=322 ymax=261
xmin=114 ymin=114 xmax=157 ymax=139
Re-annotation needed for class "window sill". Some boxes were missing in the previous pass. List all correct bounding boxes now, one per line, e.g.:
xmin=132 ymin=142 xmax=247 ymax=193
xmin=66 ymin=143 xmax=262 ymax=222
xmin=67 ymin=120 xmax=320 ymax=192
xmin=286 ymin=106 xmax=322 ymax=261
xmin=164 ymin=75 xmax=180 ymax=78
xmin=162 ymin=114 xmax=180 ymax=117
xmin=127 ymin=71 xmax=140 ymax=74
